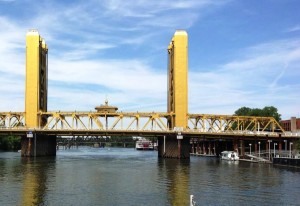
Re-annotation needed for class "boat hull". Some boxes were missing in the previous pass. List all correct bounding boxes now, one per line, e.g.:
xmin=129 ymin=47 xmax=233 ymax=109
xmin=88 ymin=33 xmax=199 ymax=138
xmin=221 ymin=151 xmax=239 ymax=161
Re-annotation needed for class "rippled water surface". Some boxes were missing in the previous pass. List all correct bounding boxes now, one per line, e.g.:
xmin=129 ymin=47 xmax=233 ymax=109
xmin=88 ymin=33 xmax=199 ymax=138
xmin=0 ymin=147 xmax=300 ymax=206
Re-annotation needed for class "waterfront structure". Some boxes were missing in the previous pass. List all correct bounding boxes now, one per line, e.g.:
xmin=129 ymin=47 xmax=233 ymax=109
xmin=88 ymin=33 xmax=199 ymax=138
xmin=280 ymin=117 xmax=300 ymax=132
xmin=0 ymin=30 xmax=298 ymax=158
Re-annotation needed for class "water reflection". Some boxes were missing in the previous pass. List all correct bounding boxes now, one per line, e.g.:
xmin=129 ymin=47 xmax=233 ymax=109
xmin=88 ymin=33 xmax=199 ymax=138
xmin=0 ymin=157 xmax=6 ymax=181
xmin=158 ymin=159 xmax=190 ymax=206
xmin=1 ymin=149 xmax=300 ymax=205
xmin=20 ymin=157 xmax=55 ymax=206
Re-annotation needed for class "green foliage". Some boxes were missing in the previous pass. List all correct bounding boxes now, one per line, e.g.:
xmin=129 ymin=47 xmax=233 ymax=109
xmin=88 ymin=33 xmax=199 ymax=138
xmin=234 ymin=106 xmax=281 ymax=122
xmin=0 ymin=136 xmax=21 ymax=151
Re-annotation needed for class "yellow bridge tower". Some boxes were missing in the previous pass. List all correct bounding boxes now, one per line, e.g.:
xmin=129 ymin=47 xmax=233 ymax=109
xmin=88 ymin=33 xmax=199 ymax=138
xmin=25 ymin=29 xmax=48 ymax=128
xmin=158 ymin=30 xmax=190 ymax=158
xmin=22 ymin=30 xmax=56 ymax=157
xmin=167 ymin=30 xmax=188 ymax=129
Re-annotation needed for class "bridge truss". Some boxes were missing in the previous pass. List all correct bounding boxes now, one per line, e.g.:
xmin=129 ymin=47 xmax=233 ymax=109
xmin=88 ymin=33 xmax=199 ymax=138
xmin=0 ymin=111 xmax=288 ymax=138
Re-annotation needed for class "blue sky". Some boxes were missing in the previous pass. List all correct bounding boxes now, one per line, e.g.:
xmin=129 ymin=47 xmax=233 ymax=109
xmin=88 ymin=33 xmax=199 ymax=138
xmin=0 ymin=0 xmax=299 ymax=119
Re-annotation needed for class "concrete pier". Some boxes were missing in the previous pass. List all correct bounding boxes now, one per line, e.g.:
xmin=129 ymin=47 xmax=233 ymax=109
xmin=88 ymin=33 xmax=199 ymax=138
xmin=158 ymin=135 xmax=190 ymax=159
xmin=21 ymin=134 xmax=56 ymax=157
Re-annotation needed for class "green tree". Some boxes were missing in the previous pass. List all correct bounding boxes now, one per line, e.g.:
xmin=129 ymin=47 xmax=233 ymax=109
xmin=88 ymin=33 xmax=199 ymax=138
xmin=234 ymin=106 xmax=281 ymax=122
xmin=261 ymin=106 xmax=281 ymax=122
xmin=234 ymin=107 xmax=252 ymax=116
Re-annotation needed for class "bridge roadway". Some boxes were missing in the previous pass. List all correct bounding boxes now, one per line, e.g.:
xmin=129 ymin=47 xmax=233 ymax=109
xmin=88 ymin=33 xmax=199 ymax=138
xmin=0 ymin=128 xmax=296 ymax=140
xmin=0 ymin=111 xmax=298 ymax=140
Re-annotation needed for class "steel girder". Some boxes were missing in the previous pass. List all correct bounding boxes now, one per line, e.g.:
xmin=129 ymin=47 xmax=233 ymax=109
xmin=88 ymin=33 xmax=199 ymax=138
xmin=187 ymin=114 xmax=285 ymax=134
xmin=0 ymin=112 xmax=25 ymax=128
xmin=0 ymin=112 xmax=291 ymax=139
xmin=39 ymin=112 xmax=170 ymax=131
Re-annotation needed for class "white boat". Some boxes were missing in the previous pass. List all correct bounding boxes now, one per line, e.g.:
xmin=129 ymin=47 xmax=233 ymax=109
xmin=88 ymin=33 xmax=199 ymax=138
xmin=135 ymin=139 xmax=154 ymax=150
xmin=221 ymin=151 xmax=239 ymax=161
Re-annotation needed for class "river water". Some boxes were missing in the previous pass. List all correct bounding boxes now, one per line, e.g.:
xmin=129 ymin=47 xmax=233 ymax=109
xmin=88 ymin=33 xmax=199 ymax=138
xmin=0 ymin=147 xmax=299 ymax=206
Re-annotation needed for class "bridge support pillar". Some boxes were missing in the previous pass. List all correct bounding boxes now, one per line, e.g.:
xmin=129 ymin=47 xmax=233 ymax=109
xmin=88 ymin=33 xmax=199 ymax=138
xmin=191 ymin=139 xmax=195 ymax=154
xmin=240 ymin=140 xmax=245 ymax=156
xmin=158 ymin=135 xmax=190 ymax=159
xmin=278 ymin=141 xmax=282 ymax=152
xmin=196 ymin=139 xmax=200 ymax=154
xmin=233 ymin=140 xmax=238 ymax=154
xmin=215 ymin=141 xmax=221 ymax=157
xmin=255 ymin=142 xmax=258 ymax=153
xmin=21 ymin=134 xmax=56 ymax=157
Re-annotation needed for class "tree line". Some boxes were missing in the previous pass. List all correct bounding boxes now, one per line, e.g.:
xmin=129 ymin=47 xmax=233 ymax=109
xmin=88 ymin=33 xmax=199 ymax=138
xmin=0 ymin=136 xmax=21 ymax=151
xmin=234 ymin=106 xmax=281 ymax=122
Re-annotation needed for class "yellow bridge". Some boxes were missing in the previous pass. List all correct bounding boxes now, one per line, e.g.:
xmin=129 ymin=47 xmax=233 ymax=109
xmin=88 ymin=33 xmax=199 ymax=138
xmin=0 ymin=29 xmax=296 ymax=158
xmin=1 ymin=111 xmax=284 ymax=137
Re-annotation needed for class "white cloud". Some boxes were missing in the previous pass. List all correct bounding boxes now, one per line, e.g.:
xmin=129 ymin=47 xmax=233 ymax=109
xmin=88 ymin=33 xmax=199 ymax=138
xmin=0 ymin=18 xmax=25 ymax=77
xmin=1 ymin=0 xmax=299 ymax=121
xmin=285 ymin=25 xmax=300 ymax=33
xmin=189 ymin=38 xmax=300 ymax=119
xmin=102 ymin=0 xmax=206 ymax=17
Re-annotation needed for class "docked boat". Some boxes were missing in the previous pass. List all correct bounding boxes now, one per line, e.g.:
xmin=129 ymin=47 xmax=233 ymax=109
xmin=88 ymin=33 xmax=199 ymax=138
xmin=221 ymin=151 xmax=239 ymax=161
xmin=135 ymin=139 xmax=154 ymax=150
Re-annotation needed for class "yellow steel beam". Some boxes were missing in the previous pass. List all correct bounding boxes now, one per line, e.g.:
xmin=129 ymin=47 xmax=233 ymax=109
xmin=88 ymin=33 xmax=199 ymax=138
xmin=126 ymin=118 xmax=137 ymax=130
xmin=110 ymin=116 xmax=122 ymax=130
xmin=187 ymin=114 xmax=285 ymax=132
xmin=37 ymin=112 xmax=170 ymax=131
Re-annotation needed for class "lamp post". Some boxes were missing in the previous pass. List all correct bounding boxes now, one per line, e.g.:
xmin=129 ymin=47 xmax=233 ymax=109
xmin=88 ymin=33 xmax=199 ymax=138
xmin=283 ymin=139 xmax=287 ymax=156
xmin=284 ymin=140 xmax=287 ymax=151
xmin=249 ymin=143 xmax=252 ymax=155
xmin=258 ymin=142 xmax=261 ymax=158
xmin=290 ymin=142 xmax=293 ymax=158
xmin=268 ymin=140 xmax=272 ymax=160
xmin=273 ymin=143 xmax=277 ymax=157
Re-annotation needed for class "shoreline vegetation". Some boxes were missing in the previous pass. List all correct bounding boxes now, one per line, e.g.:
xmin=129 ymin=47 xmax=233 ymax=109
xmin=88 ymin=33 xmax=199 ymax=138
xmin=0 ymin=136 xmax=21 ymax=151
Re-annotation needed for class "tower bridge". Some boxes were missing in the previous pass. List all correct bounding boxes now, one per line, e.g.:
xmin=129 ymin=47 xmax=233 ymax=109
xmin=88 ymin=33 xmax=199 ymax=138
xmin=0 ymin=29 xmax=297 ymax=158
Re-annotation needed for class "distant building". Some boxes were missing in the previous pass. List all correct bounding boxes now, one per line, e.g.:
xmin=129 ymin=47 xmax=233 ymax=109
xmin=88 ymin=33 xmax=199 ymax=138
xmin=280 ymin=117 xmax=300 ymax=132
